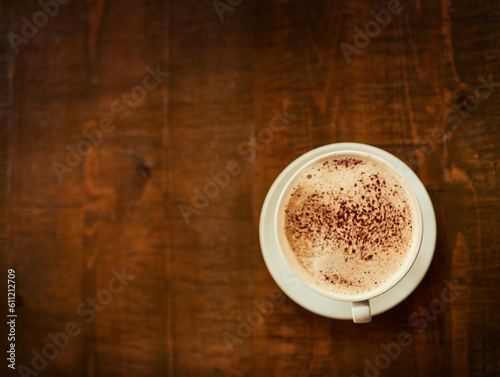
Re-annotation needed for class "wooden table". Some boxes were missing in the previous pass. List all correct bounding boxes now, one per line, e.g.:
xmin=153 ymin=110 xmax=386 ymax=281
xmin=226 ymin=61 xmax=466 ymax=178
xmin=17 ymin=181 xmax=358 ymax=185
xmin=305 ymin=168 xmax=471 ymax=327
xmin=1 ymin=0 xmax=499 ymax=376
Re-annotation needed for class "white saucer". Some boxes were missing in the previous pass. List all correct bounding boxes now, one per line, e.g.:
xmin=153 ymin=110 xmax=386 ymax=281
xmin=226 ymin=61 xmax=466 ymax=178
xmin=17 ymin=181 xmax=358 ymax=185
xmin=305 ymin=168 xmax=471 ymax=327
xmin=259 ymin=143 xmax=437 ymax=320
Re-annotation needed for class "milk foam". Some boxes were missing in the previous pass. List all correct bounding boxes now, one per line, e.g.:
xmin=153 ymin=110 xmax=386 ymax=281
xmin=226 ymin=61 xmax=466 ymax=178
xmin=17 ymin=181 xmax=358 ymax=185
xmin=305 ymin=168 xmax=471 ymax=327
xmin=278 ymin=153 xmax=420 ymax=298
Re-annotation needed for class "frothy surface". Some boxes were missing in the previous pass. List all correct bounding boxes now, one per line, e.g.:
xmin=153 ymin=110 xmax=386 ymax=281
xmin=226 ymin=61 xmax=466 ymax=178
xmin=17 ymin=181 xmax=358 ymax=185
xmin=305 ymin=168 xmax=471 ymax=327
xmin=278 ymin=153 xmax=419 ymax=298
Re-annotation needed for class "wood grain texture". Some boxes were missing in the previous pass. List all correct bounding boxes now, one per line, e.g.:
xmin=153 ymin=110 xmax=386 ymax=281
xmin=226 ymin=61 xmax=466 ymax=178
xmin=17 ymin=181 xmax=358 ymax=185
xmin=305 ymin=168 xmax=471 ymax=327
xmin=0 ymin=0 xmax=499 ymax=376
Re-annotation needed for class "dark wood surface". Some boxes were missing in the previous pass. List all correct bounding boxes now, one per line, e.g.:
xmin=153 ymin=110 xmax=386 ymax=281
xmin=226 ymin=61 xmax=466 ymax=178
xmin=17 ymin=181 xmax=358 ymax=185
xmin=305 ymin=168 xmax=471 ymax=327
xmin=1 ymin=0 xmax=499 ymax=376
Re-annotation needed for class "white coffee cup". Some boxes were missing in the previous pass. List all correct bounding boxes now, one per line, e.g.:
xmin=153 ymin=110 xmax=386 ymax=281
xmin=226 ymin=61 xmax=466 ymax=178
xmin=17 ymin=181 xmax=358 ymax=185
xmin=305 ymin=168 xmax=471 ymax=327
xmin=273 ymin=149 xmax=424 ymax=323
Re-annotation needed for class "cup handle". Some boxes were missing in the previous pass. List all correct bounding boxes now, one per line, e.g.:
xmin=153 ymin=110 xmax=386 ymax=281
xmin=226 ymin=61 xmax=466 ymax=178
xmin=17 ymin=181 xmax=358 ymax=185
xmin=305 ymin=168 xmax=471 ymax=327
xmin=351 ymin=300 xmax=371 ymax=323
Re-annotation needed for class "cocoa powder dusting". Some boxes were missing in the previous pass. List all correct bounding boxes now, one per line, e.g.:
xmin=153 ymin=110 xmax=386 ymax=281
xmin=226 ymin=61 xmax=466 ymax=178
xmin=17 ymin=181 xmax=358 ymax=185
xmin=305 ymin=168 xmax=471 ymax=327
xmin=283 ymin=157 xmax=415 ymax=295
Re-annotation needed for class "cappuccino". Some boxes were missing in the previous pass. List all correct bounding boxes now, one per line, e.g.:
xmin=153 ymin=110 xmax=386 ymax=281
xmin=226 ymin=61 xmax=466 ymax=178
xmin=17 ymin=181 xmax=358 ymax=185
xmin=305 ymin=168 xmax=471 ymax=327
xmin=278 ymin=152 xmax=420 ymax=299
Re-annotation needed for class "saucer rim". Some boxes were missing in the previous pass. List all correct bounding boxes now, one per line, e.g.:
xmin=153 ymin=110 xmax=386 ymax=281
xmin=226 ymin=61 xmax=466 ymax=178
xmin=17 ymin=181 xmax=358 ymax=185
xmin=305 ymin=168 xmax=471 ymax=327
xmin=259 ymin=143 xmax=437 ymax=320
